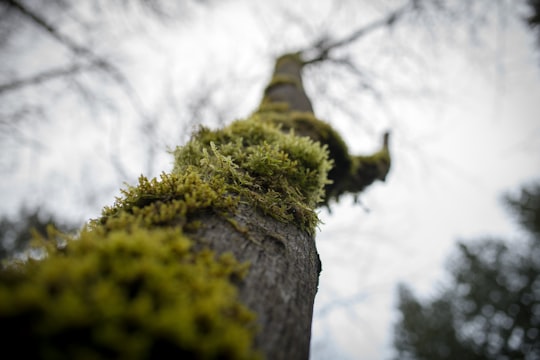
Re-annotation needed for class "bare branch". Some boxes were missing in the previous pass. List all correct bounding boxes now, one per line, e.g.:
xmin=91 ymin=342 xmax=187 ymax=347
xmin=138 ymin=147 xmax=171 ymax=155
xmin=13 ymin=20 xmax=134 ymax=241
xmin=4 ymin=0 xmax=97 ymax=58
xmin=300 ymin=1 xmax=416 ymax=64
xmin=3 ymin=0 xmax=144 ymax=113
xmin=3 ymin=0 xmax=163 ymax=177
xmin=0 ymin=64 xmax=90 ymax=95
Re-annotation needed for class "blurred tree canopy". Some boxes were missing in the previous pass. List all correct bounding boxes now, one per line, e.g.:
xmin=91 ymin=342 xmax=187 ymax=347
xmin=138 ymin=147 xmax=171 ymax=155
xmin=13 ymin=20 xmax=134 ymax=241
xmin=393 ymin=181 xmax=540 ymax=359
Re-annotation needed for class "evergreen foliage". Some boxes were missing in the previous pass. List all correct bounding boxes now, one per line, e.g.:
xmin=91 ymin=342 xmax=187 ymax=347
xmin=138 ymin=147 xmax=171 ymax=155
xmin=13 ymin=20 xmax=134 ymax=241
xmin=393 ymin=181 xmax=540 ymax=360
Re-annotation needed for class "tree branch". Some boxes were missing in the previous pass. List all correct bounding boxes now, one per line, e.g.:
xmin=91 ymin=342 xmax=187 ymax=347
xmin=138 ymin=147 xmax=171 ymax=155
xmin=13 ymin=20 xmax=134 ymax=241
xmin=3 ymin=0 xmax=141 ymax=109
xmin=0 ymin=64 xmax=90 ymax=95
xmin=4 ymin=0 xmax=98 ymax=58
xmin=300 ymin=1 xmax=416 ymax=64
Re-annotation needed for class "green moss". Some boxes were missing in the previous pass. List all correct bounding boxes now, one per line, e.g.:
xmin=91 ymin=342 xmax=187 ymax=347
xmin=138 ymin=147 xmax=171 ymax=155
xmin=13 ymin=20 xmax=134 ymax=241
xmin=93 ymin=172 xmax=238 ymax=232
xmin=0 ymin=226 xmax=259 ymax=359
xmin=263 ymin=74 xmax=302 ymax=94
xmin=172 ymin=116 xmax=332 ymax=234
xmin=258 ymin=111 xmax=350 ymax=167
xmin=352 ymin=148 xmax=391 ymax=175
xmin=256 ymin=101 xmax=290 ymax=113
xmin=253 ymin=109 xmax=391 ymax=204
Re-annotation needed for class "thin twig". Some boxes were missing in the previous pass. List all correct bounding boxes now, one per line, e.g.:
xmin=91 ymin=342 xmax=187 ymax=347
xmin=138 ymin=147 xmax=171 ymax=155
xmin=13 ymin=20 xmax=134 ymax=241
xmin=4 ymin=0 xmax=92 ymax=57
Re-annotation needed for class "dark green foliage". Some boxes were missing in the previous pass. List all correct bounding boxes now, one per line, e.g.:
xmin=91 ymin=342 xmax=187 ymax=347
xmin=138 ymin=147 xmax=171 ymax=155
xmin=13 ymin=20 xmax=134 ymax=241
xmin=526 ymin=0 xmax=540 ymax=29
xmin=394 ymin=285 xmax=477 ymax=360
xmin=393 ymin=181 xmax=540 ymax=360
xmin=526 ymin=0 xmax=540 ymax=52
xmin=505 ymin=182 xmax=540 ymax=237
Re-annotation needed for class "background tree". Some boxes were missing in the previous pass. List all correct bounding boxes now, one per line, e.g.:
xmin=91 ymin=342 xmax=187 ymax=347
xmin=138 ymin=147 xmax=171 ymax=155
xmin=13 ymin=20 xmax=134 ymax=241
xmin=393 ymin=180 xmax=540 ymax=359
xmin=526 ymin=0 xmax=540 ymax=44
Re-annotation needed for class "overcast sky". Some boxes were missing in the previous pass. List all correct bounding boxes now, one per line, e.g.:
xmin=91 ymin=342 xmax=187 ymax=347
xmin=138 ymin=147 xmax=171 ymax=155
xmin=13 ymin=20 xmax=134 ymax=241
xmin=1 ymin=1 xmax=540 ymax=359
xmin=310 ymin=9 xmax=540 ymax=358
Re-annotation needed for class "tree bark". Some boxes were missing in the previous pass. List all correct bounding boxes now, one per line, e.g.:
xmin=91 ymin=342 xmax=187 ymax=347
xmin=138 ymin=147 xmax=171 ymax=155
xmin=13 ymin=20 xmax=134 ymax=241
xmin=191 ymin=204 xmax=320 ymax=360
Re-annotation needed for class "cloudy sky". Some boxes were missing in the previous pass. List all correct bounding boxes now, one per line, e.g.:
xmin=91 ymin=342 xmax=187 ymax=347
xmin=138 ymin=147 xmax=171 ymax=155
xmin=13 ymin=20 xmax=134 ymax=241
xmin=1 ymin=1 xmax=540 ymax=359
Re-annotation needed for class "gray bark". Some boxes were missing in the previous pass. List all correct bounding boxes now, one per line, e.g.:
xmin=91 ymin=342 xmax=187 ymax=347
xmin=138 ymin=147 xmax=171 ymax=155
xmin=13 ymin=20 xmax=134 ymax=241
xmin=191 ymin=203 xmax=321 ymax=360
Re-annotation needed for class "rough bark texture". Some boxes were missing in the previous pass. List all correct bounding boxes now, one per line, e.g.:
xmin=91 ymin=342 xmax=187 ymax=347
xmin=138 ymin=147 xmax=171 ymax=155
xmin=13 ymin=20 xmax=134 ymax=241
xmin=191 ymin=204 xmax=320 ymax=360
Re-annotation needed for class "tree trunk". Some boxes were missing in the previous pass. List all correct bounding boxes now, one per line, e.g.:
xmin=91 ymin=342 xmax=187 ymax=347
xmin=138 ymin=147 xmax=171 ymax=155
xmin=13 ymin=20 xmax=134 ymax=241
xmin=0 ymin=52 xmax=390 ymax=360
xmin=178 ymin=53 xmax=330 ymax=359
xmin=191 ymin=204 xmax=320 ymax=359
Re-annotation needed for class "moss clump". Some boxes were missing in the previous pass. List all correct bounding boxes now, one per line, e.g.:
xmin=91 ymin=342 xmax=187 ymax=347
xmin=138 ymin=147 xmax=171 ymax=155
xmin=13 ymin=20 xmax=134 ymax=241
xmin=0 ymin=227 xmax=258 ymax=359
xmin=173 ymin=116 xmax=332 ymax=234
xmin=94 ymin=172 xmax=238 ymax=232
xmin=255 ymin=110 xmax=351 ymax=201
xmin=264 ymin=74 xmax=302 ymax=93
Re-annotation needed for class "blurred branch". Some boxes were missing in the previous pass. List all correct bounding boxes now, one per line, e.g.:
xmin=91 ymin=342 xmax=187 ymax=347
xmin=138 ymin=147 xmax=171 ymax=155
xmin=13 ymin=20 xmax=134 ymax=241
xmin=4 ymin=0 xmax=97 ymax=58
xmin=0 ymin=63 xmax=91 ymax=94
xmin=2 ymin=0 xmax=142 ymax=112
xmin=300 ymin=1 xmax=417 ymax=64
xmin=4 ymin=0 xmax=104 ymax=59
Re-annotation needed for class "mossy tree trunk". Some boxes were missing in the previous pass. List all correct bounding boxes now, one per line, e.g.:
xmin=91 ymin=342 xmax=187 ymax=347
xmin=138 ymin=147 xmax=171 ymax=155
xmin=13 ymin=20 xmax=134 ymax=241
xmin=0 ymin=53 xmax=390 ymax=360
xmin=181 ymin=53 xmax=391 ymax=358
